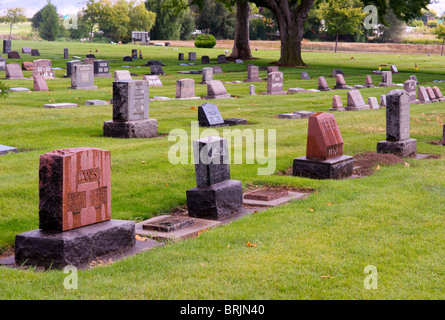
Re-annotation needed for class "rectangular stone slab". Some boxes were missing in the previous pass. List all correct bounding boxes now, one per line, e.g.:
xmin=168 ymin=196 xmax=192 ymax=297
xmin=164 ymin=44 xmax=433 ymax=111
xmin=43 ymin=103 xmax=78 ymax=108
xmin=0 ymin=145 xmax=18 ymax=156
xmin=142 ymin=215 xmax=195 ymax=232
xmin=14 ymin=219 xmax=136 ymax=269
xmin=244 ymin=189 xmax=289 ymax=201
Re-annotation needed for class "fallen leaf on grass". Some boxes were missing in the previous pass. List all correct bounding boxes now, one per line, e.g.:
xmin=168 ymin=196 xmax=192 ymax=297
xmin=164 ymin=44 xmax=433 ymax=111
xmin=309 ymin=208 xmax=314 ymax=212
xmin=246 ymin=242 xmax=257 ymax=247
xmin=135 ymin=235 xmax=147 ymax=242
xmin=376 ymin=165 xmax=380 ymax=170
xmin=190 ymin=106 xmax=197 ymax=110
xmin=404 ymin=162 xmax=410 ymax=167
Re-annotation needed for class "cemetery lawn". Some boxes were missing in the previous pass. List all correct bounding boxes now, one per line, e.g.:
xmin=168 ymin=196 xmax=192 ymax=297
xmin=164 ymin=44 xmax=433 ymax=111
xmin=0 ymin=40 xmax=444 ymax=299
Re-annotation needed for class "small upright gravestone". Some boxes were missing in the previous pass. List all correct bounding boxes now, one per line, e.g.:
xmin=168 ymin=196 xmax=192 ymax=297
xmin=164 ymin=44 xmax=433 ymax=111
xmin=244 ymin=65 xmax=261 ymax=82
xmin=176 ymin=79 xmax=200 ymax=100
xmin=262 ymin=71 xmax=286 ymax=95
xmin=293 ymin=112 xmax=353 ymax=180
xmin=403 ymin=80 xmax=417 ymax=103
xmin=329 ymin=95 xmax=345 ymax=112
xmin=212 ymin=66 xmax=223 ymax=74
xmin=0 ymin=58 xmax=6 ymax=71
xmin=22 ymin=61 xmax=33 ymax=71
xmin=33 ymin=59 xmax=56 ymax=79
xmin=377 ymin=89 xmax=417 ymax=157
xmin=143 ymin=75 xmax=163 ymax=86
xmin=301 ymin=72 xmax=311 ymax=80
xmin=33 ymin=75 xmax=49 ymax=91
xmin=249 ymin=85 xmax=256 ymax=95
xmin=409 ymin=75 xmax=419 ymax=84
xmin=94 ymin=60 xmax=112 ymax=77
xmin=417 ymin=86 xmax=431 ymax=104
xmin=333 ymin=74 xmax=352 ymax=90
xmin=198 ymin=103 xmax=225 ymax=127
xmin=426 ymin=87 xmax=437 ymax=102
xmin=103 ymin=80 xmax=158 ymax=138
xmin=200 ymin=67 xmax=213 ymax=84
xmin=84 ymin=57 xmax=95 ymax=65
xmin=345 ymin=90 xmax=368 ymax=111
xmin=178 ymin=53 xmax=184 ymax=61
xmin=13 ymin=147 xmax=137 ymax=269
xmin=204 ymin=80 xmax=231 ymax=99
xmin=69 ymin=64 xmax=97 ymax=90
xmin=186 ymin=136 xmax=243 ymax=220
xmin=150 ymin=64 xmax=164 ymax=75
xmin=114 ymin=70 xmax=132 ymax=81
xmin=368 ymin=97 xmax=379 ymax=110
xmin=22 ymin=47 xmax=32 ymax=54
xmin=380 ymin=95 xmax=387 ymax=108
xmin=317 ymin=76 xmax=331 ymax=91
xmin=65 ymin=60 xmax=82 ymax=78
xmin=267 ymin=66 xmax=278 ymax=73
xmin=64 ymin=48 xmax=69 ymax=59
xmin=3 ymin=39 xmax=11 ymax=53
xmin=217 ymin=55 xmax=227 ymax=64
xmin=201 ymin=56 xmax=210 ymax=64
xmin=391 ymin=65 xmax=399 ymax=73
xmin=5 ymin=63 xmax=26 ymax=80
xmin=432 ymin=86 xmax=445 ymax=102
xmin=365 ymin=75 xmax=375 ymax=88
xmin=188 ymin=52 xmax=196 ymax=61
xmin=379 ymin=71 xmax=395 ymax=87
xmin=332 ymin=69 xmax=344 ymax=77
xmin=31 ymin=49 xmax=40 ymax=57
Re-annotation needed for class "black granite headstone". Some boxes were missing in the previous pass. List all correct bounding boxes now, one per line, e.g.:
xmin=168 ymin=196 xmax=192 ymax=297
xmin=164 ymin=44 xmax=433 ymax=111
xmin=198 ymin=103 xmax=225 ymax=127
xmin=31 ymin=49 xmax=40 ymax=57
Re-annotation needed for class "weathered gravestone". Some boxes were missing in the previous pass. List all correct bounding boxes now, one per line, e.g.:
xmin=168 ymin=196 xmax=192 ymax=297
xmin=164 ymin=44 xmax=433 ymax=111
xmin=5 ymin=63 xmax=26 ymax=80
xmin=188 ymin=52 xmax=196 ymax=61
xmin=404 ymin=80 xmax=417 ymax=103
xmin=432 ymin=86 xmax=445 ymax=102
xmin=22 ymin=61 xmax=33 ymax=71
xmin=301 ymin=72 xmax=311 ymax=80
xmin=365 ymin=75 xmax=375 ymax=88
xmin=262 ymin=71 xmax=287 ymax=95
xmin=0 ymin=58 xmax=6 ymax=71
xmin=94 ymin=60 xmax=112 ymax=77
xmin=391 ymin=65 xmax=399 ymax=73
xmin=244 ymin=65 xmax=261 ymax=82
xmin=249 ymin=85 xmax=256 ymax=95
xmin=198 ymin=103 xmax=226 ymax=127
xmin=334 ymin=74 xmax=353 ymax=90
xmin=212 ymin=66 xmax=223 ymax=74
xmin=204 ymin=80 xmax=231 ymax=99
xmin=409 ymin=75 xmax=419 ymax=84
xmin=143 ymin=75 xmax=163 ymax=86
xmin=217 ymin=55 xmax=227 ymax=64
xmin=69 ymin=64 xmax=97 ymax=90
xmin=377 ymin=89 xmax=417 ymax=157
xmin=3 ymin=39 xmax=11 ymax=53
xmin=150 ymin=64 xmax=164 ymax=75
xmin=176 ymin=79 xmax=200 ymax=99
xmin=31 ymin=49 xmax=40 ymax=57
xmin=380 ymin=95 xmax=387 ymax=108
xmin=417 ymin=86 xmax=431 ymax=104
xmin=293 ymin=112 xmax=353 ymax=180
xmin=186 ymin=136 xmax=243 ymax=220
xmin=317 ymin=76 xmax=331 ymax=91
xmin=329 ymin=95 xmax=345 ymax=112
xmin=114 ymin=70 xmax=132 ymax=81
xmin=65 ymin=60 xmax=82 ymax=77
xmin=33 ymin=75 xmax=49 ymax=91
xmin=103 ymin=80 xmax=158 ymax=138
xmin=178 ymin=53 xmax=184 ymax=61
xmin=426 ymin=86 xmax=438 ymax=102
xmin=200 ymin=67 xmax=213 ymax=84
xmin=13 ymin=148 xmax=137 ymax=269
xmin=22 ymin=47 xmax=31 ymax=54
xmin=379 ymin=71 xmax=395 ymax=87
xmin=83 ymin=58 xmax=95 ymax=65
xmin=368 ymin=97 xmax=379 ymax=110
xmin=33 ymin=59 xmax=55 ymax=79
xmin=346 ymin=90 xmax=368 ymax=111
xmin=201 ymin=56 xmax=210 ymax=64
xmin=63 ymin=48 xmax=69 ymax=59
xmin=8 ymin=51 xmax=20 ymax=59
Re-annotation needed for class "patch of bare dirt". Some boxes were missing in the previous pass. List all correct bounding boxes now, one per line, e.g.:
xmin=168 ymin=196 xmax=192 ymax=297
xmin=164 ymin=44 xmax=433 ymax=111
xmin=353 ymin=152 xmax=405 ymax=177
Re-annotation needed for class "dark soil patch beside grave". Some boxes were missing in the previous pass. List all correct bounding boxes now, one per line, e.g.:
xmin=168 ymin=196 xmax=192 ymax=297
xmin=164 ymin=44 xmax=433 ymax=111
xmin=244 ymin=183 xmax=315 ymax=194
xmin=353 ymin=152 xmax=405 ymax=177
xmin=428 ymin=140 xmax=444 ymax=146
xmin=0 ymin=246 xmax=14 ymax=258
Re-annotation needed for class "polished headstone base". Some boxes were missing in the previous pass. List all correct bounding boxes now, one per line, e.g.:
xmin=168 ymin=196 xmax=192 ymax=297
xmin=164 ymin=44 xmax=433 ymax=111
xmin=377 ymin=139 xmax=417 ymax=157
xmin=186 ymin=179 xmax=243 ymax=220
xmin=293 ymin=155 xmax=354 ymax=180
xmin=103 ymin=119 xmax=158 ymax=138
xmin=14 ymin=220 xmax=136 ymax=269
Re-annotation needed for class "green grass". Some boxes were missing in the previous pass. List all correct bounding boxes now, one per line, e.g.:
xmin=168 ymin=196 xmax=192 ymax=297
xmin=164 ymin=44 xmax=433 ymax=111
xmin=0 ymin=40 xmax=444 ymax=299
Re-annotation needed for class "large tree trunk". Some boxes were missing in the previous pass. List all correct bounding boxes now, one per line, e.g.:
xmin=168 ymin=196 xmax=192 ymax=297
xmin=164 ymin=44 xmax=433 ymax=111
xmin=230 ymin=0 xmax=253 ymax=60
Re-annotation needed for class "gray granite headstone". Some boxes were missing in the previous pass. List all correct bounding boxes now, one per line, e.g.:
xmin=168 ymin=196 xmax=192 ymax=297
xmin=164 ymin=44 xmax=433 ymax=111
xmin=3 ymin=39 xmax=11 ymax=53
xmin=114 ymin=70 xmax=132 ymax=81
xmin=205 ymin=80 xmax=231 ymax=99
xmin=69 ymin=64 xmax=97 ymax=90
xmin=176 ymin=78 xmax=199 ymax=99
xmin=5 ymin=63 xmax=26 ymax=80
xmin=0 ymin=58 xmax=6 ymax=71
xmin=143 ymin=75 xmax=163 ymax=86
xmin=94 ymin=60 xmax=111 ymax=77
xmin=265 ymin=71 xmax=286 ymax=95
xmin=212 ymin=66 xmax=223 ymax=74
xmin=249 ymin=85 xmax=256 ymax=95
xmin=150 ymin=64 xmax=164 ymax=75
xmin=198 ymin=103 xmax=225 ymax=127
xmin=403 ymin=80 xmax=417 ymax=103
xmin=245 ymin=65 xmax=261 ymax=82
xmin=33 ymin=75 xmax=49 ymax=91
xmin=188 ymin=52 xmax=196 ymax=61
xmin=178 ymin=53 xmax=184 ymax=60
xmin=201 ymin=56 xmax=210 ymax=64
xmin=301 ymin=72 xmax=310 ymax=80
xmin=112 ymin=80 xmax=149 ymax=121
xmin=346 ymin=90 xmax=368 ymax=111
xmin=329 ymin=95 xmax=345 ymax=111
xmin=417 ymin=86 xmax=431 ymax=104
xmin=200 ymin=67 xmax=213 ymax=84
xmin=66 ymin=60 xmax=82 ymax=77
xmin=31 ymin=49 xmax=40 ymax=57
xmin=64 ymin=48 xmax=69 ymax=59
xmin=22 ymin=47 xmax=32 ymax=54
xmin=217 ymin=55 xmax=227 ymax=64
xmin=380 ymin=71 xmax=395 ymax=87
xmin=318 ymin=76 xmax=331 ymax=91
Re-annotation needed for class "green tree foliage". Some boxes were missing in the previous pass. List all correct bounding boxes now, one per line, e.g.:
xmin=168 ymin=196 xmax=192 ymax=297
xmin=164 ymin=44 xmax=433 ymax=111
xmin=145 ymin=0 xmax=189 ymax=40
xmin=320 ymin=0 xmax=366 ymax=52
xmin=377 ymin=9 xmax=405 ymax=43
xmin=39 ymin=2 xmax=60 ymax=41
xmin=0 ymin=8 xmax=27 ymax=40
xmin=193 ymin=0 xmax=235 ymax=39
xmin=180 ymin=9 xmax=197 ymax=40
xmin=432 ymin=24 xmax=445 ymax=55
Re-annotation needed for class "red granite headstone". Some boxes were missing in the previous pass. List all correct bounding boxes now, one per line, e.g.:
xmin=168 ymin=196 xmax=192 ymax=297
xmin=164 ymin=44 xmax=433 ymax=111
xmin=306 ymin=112 xmax=344 ymax=160
xmin=22 ymin=61 xmax=33 ymax=71
xmin=39 ymin=148 xmax=111 ymax=232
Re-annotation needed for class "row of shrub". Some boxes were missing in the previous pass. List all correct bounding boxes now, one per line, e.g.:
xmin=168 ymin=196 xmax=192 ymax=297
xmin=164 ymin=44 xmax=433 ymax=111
xmin=401 ymin=38 xmax=444 ymax=45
